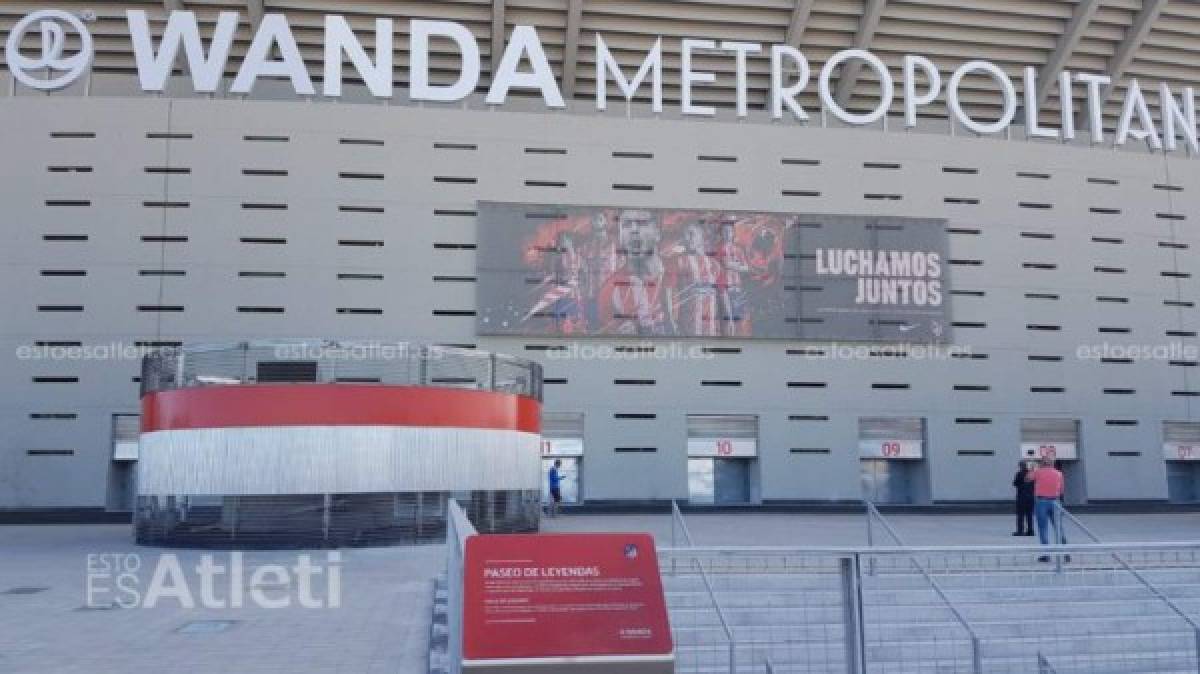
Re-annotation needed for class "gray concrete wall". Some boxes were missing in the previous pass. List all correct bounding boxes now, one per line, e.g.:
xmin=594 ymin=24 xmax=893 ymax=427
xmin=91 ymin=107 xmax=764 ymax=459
xmin=0 ymin=94 xmax=1196 ymax=507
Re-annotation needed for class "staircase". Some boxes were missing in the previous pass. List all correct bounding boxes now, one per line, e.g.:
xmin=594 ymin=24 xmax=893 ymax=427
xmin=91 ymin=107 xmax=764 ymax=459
xmin=663 ymin=554 xmax=1200 ymax=674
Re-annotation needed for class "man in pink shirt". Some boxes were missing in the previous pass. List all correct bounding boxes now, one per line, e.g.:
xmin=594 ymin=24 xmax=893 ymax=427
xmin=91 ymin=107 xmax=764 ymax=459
xmin=1032 ymin=459 xmax=1067 ymax=560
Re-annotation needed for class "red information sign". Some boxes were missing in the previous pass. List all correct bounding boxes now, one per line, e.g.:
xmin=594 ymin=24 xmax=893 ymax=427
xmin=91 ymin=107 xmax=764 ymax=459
xmin=463 ymin=533 xmax=673 ymax=662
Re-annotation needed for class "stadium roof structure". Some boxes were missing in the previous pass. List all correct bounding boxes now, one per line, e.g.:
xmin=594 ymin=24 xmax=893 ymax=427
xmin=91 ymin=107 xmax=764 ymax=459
xmin=1 ymin=0 xmax=1196 ymax=129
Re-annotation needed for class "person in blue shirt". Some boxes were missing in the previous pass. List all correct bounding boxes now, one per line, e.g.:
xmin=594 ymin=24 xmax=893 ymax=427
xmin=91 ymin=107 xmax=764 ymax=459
xmin=548 ymin=459 xmax=563 ymax=518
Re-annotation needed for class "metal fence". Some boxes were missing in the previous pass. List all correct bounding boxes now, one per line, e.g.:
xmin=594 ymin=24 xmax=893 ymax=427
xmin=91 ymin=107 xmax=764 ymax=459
xmin=660 ymin=502 xmax=1200 ymax=674
xmin=140 ymin=340 xmax=543 ymax=401
xmin=445 ymin=499 xmax=476 ymax=674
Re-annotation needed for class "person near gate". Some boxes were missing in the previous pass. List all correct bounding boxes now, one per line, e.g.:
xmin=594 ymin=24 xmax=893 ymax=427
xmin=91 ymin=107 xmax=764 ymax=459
xmin=1011 ymin=460 xmax=1035 ymax=536
xmin=1032 ymin=458 xmax=1068 ymax=562
xmin=547 ymin=459 xmax=563 ymax=518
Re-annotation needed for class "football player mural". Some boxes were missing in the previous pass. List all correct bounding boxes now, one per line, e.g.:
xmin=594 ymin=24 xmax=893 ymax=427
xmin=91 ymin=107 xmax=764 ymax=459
xmin=493 ymin=206 xmax=787 ymax=337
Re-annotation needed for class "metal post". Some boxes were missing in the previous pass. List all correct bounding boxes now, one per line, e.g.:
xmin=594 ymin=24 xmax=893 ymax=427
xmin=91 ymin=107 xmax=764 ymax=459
xmin=971 ymin=635 xmax=984 ymax=674
xmin=865 ymin=503 xmax=876 ymax=576
xmin=728 ymin=642 xmax=735 ymax=674
xmin=322 ymin=493 xmax=332 ymax=543
xmin=840 ymin=556 xmax=866 ymax=674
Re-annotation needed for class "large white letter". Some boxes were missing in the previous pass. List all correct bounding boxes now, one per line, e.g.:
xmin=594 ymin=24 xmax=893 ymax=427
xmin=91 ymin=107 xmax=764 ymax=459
xmin=231 ymin=14 xmax=313 ymax=95
xmin=818 ymin=49 xmax=894 ymax=126
xmin=1115 ymin=79 xmax=1161 ymax=149
xmin=324 ymin=16 xmax=392 ymax=98
xmin=127 ymin=9 xmax=237 ymax=92
xmin=486 ymin=25 xmax=564 ymax=107
xmin=595 ymin=35 xmax=662 ymax=112
xmin=721 ymin=41 xmax=761 ymax=118
xmin=681 ymin=39 xmax=716 ymax=116
xmin=1076 ymin=72 xmax=1111 ymax=143
xmin=1159 ymin=82 xmax=1198 ymax=154
xmin=770 ymin=46 xmax=810 ymax=121
xmin=902 ymin=55 xmax=941 ymax=129
xmin=946 ymin=60 xmax=1016 ymax=135
xmin=1023 ymin=67 xmax=1057 ymax=139
xmin=410 ymin=20 xmax=480 ymax=102
xmin=1059 ymin=70 xmax=1076 ymax=140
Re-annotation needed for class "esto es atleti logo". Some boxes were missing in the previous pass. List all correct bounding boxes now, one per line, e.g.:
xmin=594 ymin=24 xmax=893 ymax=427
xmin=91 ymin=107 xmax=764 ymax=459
xmin=6 ymin=10 xmax=94 ymax=91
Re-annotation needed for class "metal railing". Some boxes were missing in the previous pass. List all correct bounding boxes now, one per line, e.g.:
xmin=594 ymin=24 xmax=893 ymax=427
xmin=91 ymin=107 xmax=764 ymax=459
xmin=671 ymin=501 xmax=738 ymax=674
xmin=1056 ymin=502 xmax=1200 ymax=671
xmin=864 ymin=502 xmax=985 ymax=674
xmin=140 ymin=340 xmax=543 ymax=401
xmin=658 ymin=503 xmax=1200 ymax=674
xmin=444 ymin=499 xmax=477 ymax=674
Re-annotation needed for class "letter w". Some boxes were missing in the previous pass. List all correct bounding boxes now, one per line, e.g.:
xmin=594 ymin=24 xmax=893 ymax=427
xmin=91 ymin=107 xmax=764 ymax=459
xmin=128 ymin=10 xmax=238 ymax=92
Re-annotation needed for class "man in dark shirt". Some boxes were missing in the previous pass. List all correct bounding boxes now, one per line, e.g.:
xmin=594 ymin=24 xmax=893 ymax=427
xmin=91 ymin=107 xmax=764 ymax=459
xmin=1012 ymin=460 xmax=1034 ymax=536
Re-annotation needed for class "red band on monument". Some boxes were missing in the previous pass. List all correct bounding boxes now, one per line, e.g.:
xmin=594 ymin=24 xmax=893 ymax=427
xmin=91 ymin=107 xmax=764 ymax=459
xmin=141 ymin=385 xmax=541 ymax=433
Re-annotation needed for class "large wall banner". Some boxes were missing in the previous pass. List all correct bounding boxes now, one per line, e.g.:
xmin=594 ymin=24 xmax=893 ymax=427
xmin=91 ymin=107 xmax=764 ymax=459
xmin=477 ymin=202 xmax=951 ymax=342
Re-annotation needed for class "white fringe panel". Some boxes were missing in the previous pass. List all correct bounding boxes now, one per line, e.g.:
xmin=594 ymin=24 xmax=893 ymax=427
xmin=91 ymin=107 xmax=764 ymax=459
xmin=138 ymin=426 xmax=542 ymax=495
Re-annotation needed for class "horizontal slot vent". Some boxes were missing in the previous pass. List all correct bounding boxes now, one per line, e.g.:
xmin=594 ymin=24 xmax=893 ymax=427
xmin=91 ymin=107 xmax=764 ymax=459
xmin=27 ymin=449 xmax=75 ymax=456
xmin=614 ymin=379 xmax=655 ymax=385
xmin=613 ymin=151 xmax=652 ymax=159
xmin=40 ymin=270 xmax=86 ymax=277
xmin=144 ymin=167 xmax=189 ymax=174
xmin=244 ymin=135 xmax=288 ymax=142
xmin=340 ymin=138 xmax=383 ymax=146
xmin=137 ymin=305 xmax=183 ymax=312
xmin=338 ymin=239 xmax=383 ymax=247
xmin=614 ymin=413 xmax=656 ymax=419
xmin=527 ymin=147 xmax=567 ymax=155
xmin=613 ymin=184 xmax=653 ymax=191
xmin=43 ymin=235 xmax=87 ymax=242
xmin=30 ymin=413 xmax=78 ymax=420
xmin=240 ymin=237 xmax=285 ymax=244
xmin=242 ymin=169 xmax=288 ymax=176
xmin=37 ymin=305 xmax=83 ymax=312
xmin=782 ymin=190 xmax=821 ymax=197
xmin=242 ymin=203 xmax=287 ymax=210
xmin=338 ymin=172 xmax=384 ymax=180
xmin=239 ymin=271 xmax=285 ymax=278
xmin=790 ymin=448 xmax=831 ymax=454
xmin=432 ymin=310 xmax=475 ymax=316
xmin=943 ymin=167 xmax=978 ymax=174
xmin=336 ymin=308 xmax=383 ymax=315
xmin=614 ymin=447 xmax=657 ymax=453
xmin=33 ymin=376 xmax=78 ymax=383
xmin=147 ymin=132 xmax=192 ymax=139
xmin=434 ymin=176 xmax=477 ymax=184
xmin=789 ymin=415 xmax=829 ymax=422
xmin=237 ymin=306 xmax=284 ymax=314
xmin=1092 ymin=237 xmax=1124 ymax=244
xmin=701 ymin=380 xmax=742 ymax=387
xmin=338 ymin=273 xmax=383 ymax=280
xmin=339 ymin=205 xmax=385 ymax=213
xmin=1028 ymin=355 xmax=1064 ymax=362
xmin=434 ymin=142 xmax=476 ymax=150
xmin=698 ymin=187 xmax=737 ymax=194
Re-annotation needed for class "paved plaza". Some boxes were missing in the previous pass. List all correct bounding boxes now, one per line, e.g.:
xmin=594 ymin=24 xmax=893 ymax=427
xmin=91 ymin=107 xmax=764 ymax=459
xmin=1 ymin=511 xmax=1197 ymax=673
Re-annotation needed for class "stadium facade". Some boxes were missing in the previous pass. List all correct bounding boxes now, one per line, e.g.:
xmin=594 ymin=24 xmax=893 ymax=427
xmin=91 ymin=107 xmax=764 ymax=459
xmin=2 ymin=1 xmax=1199 ymax=511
